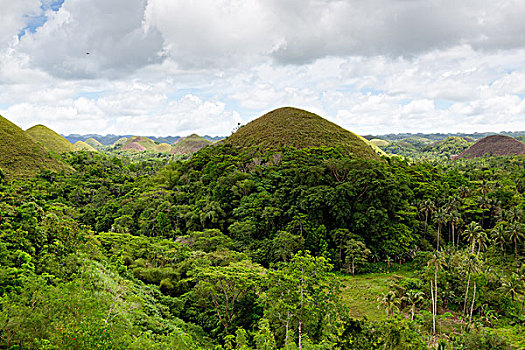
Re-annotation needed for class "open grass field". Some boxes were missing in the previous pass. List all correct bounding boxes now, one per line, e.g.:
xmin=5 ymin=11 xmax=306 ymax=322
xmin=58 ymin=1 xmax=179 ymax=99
xmin=339 ymin=268 xmax=415 ymax=321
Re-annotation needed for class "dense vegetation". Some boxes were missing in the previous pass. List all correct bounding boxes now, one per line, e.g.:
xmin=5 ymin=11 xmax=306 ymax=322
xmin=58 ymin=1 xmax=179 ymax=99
xmin=1 ymin=140 xmax=524 ymax=348
xmin=1 ymin=110 xmax=525 ymax=348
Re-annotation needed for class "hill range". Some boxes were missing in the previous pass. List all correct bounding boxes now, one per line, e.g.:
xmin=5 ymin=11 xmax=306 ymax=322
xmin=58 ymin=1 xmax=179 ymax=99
xmin=0 ymin=116 xmax=71 ymax=179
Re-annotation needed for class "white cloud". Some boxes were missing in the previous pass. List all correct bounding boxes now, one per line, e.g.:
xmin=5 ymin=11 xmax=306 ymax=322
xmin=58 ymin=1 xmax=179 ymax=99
xmin=0 ymin=0 xmax=41 ymax=46
xmin=0 ymin=1 xmax=524 ymax=137
xmin=17 ymin=0 xmax=164 ymax=79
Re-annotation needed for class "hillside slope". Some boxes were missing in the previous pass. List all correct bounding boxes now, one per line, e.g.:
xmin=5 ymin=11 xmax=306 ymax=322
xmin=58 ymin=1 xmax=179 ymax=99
xmin=26 ymin=124 xmax=77 ymax=153
xmin=225 ymin=107 xmax=381 ymax=159
xmin=456 ymin=135 xmax=525 ymax=159
xmin=0 ymin=116 xmax=70 ymax=178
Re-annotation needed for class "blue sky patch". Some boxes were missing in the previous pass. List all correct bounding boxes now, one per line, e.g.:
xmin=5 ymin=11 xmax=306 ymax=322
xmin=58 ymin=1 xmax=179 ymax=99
xmin=18 ymin=0 xmax=65 ymax=38
xmin=434 ymin=99 xmax=453 ymax=110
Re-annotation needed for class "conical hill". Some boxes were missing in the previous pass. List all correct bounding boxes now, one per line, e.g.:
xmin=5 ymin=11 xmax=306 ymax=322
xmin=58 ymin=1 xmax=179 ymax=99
xmin=456 ymin=135 xmax=525 ymax=159
xmin=74 ymin=141 xmax=98 ymax=152
xmin=225 ymin=107 xmax=381 ymax=159
xmin=85 ymin=138 xmax=103 ymax=149
xmin=0 ymin=116 xmax=70 ymax=179
xmin=172 ymin=134 xmax=211 ymax=155
xmin=26 ymin=124 xmax=77 ymax=153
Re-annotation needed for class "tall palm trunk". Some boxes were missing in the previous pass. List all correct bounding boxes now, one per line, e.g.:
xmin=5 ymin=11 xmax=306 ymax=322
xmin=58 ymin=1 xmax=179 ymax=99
xmin=463 ymin=267 xmax=471 ymax=317
xmin=469 ymin=282 xmax=477 ymax=324
xmin=430 ymin=280 xmax=436 ymax=334
xmin=299 ymin=268 xmax=304 ymax=350
xmin=437 ymin=224 xmax=441 ymax=250
xmin=434 ymin=265 xmax=438 ymax=330
xmin=451 ymin=222 xmax=455 ymax=249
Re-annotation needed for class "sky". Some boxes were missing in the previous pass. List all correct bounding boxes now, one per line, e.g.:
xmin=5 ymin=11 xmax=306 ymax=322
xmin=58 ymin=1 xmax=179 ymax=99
xmin=0 ymin=0 xmax=524 ymax=137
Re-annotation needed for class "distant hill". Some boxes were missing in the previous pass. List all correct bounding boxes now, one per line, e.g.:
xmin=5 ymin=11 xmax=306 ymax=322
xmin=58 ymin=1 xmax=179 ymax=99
xmin=74 ymin=141 xmax=98 ymax=152
xmin=26 ymin=125 xmax=77 ymax=153
xmin=225 ymin=107 xmax=381 ymax=160
xmin=456 ymin=135 xmax=525 ymax=159
xmin=0 ymin=115 xmax=70 ymax=179
xmin=370 ymin=131 xmax=525 ymax=142
xmin=112 ymin=138 xmax=128 ymax=148
xmin=369 ymin=139 xmax=389 ymax=147
xmin=85 ymin=138 xmax=103 ymax=149
xmin=120 ymin=136 xmax=156 ymax=152
xmin=153 ymin=143 xmax=173 ymax=153
xmin=422 ymin=136 xmax=472 ymax=157
xmin=172 ymin=134 xmax=212 ymax=155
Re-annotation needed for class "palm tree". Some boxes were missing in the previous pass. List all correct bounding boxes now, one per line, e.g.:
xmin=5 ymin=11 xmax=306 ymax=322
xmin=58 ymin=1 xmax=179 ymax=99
xmin=491 ymin=223 xmax=508 ymax=256
xmin=476 ymin=230 xmax=489 ymax=255
xmin=403 ymin=291 xmax=425 ymax=320
xmin=498 ymin=273 xmax=523 ymax=302
xmin=433 ymin=207 xmax=448 ymax=250
xmin=506 ymin=206 xmax=522 ymax=223
xmin=462 ymin=253 xmax=480 ymax=321
xmin=447 ymin=210 xmax=461 ymax=249
xmin=427 ymin=251 xmax=447 ymax=334
xmin=419 ymin=199 xmax=435 ymax=238
xmin=463 ymin=222 xmax=483 ymax=254
xmin=377 ymin=291 xmax=401 ymax=319
xmin=507 ymin=223 xmax=525 ymax=261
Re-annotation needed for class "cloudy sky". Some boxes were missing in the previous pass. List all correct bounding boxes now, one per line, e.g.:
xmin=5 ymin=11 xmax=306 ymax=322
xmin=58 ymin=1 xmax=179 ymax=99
xmin=1 ymin=0 xmax=524 ymax=136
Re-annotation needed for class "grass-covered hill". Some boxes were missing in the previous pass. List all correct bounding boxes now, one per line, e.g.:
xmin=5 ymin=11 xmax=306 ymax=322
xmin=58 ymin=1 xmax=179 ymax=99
xmin=421 ymin=136 xmax=472 ymax=158
xmin=456 ymin=135 xmax=525 ymax=159
xmin=0 ymin=116 xmax=70 ymax=178
xmin=111 ymin=137 xmax=128 ymax=149
xmin=85 ymin=137 xmax=103 ymax=149
xmin=153 ymin=143 xmax=173 ymax=153
xmin=172 ymin=134 xmax=211 ymax=155
xmin=224 ymin=107 xmax=382 ymax=160
xmin=26 ymin=124 xmax=77 ymax=153
xmin=121 ymin=136 xmax=156 ymax=152
xmin=74 ymin=141 xmax=98 ymax=152
xmin=369 ymin=138 xmax=389 ymax=147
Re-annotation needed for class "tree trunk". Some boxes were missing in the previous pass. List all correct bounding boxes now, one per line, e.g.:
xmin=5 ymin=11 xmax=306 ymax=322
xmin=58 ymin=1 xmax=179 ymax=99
xmin=463 ymin=268 xmax=471 ymax=317
xmin=437 ymin=225 xmax=441 ymax=250
xmin=434 ymin=265 xmax=438 ymax=332
xmin=452 ymin=223 xmax=455 ymax=249
xmin=469 ymin=282 xmax=477 ymax=324
xmin=430 ymin=280 xmax=436 ymax=334
xmin=351 ymin=260 xmax=355 ymax=276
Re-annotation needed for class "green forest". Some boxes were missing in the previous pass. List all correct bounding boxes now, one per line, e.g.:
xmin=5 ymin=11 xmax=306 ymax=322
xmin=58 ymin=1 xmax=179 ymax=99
xmin=1 ymin=110 xmax=525 ymax=349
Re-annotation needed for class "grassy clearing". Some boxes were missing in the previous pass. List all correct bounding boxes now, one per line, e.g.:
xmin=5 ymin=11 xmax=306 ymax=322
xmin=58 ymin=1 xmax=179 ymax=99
xmin=339 ymin=269 xmax=414 ymax=321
